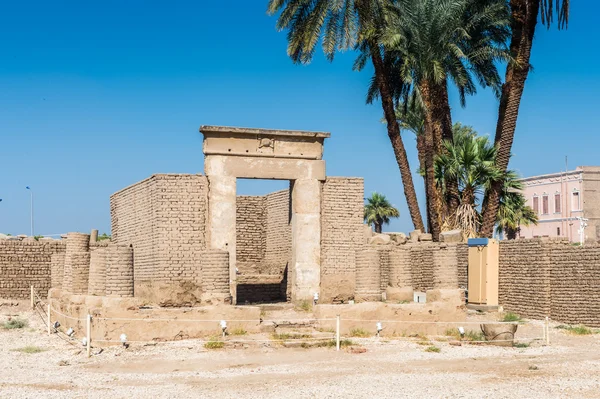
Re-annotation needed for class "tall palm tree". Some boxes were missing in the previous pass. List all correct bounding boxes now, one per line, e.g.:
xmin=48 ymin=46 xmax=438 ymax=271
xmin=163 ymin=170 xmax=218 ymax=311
xmin=480 ymin=0 xmax=569 ymax=237
xmin=267 ymin=0 xmax=425 ymax=232
xmin=364 ymin=192 xmax=400 ymax=233
xmin=383 ymin=0 xmax=511 ymax=240
xmin=434 ymin=124 xmax=501 ymax=238
xmin=495 ymin=171 xmax=538 ymax=239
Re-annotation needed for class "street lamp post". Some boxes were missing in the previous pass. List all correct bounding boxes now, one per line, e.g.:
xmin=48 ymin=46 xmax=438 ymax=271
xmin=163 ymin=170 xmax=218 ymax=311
xmin=26 ymin=187 xmax=34 ymax=237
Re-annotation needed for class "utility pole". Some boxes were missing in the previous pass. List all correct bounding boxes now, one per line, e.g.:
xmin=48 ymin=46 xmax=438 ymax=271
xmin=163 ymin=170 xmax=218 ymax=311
xmin=26 ymin=186 xmax=34 ymax=237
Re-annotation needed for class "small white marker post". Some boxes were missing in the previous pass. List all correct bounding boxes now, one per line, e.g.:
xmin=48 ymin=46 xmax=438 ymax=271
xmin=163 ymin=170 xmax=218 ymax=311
xmin=86 ymin=314 xmax=92 ymax=358
xmin=30 ymin=286 xmax=34 ymax=309
xmin=47 ymin=304 xmax=51 ymax=336
xmin=336 ymin=315 xmax=341 ymax=351
xmin=545 ymin=316 xmax=550 ymax=346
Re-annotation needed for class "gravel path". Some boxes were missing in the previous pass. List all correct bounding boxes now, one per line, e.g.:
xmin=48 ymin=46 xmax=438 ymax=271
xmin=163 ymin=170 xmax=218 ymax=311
xmin=1 ymin=310 xmax=599 ymax=398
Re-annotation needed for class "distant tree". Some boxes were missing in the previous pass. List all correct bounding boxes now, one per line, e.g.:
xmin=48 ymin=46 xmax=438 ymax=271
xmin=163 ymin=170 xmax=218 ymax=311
xmin=364 ymin=193 xmax=400 ymax=234
xmin=495 ymin=171 xmax=538 ymax=239
xmin=98 ymin=233 xmax=111 ymax=241
xmin=434 ymin=124 xmax=501 ymax=238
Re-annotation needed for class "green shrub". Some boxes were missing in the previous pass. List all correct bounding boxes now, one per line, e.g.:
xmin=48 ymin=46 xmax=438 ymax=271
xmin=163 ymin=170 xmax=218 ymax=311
xmin=312 ymin=339 xmax=353 ymax=348
xmin=2 ymin=318 xmax=28 ymax=329
xmin=349 ymin=328 xmax=370 ymax=338
xmin=514 ymin=342 xmax=530 ymax=348
xmin=501 ymin=312 xmax=522 ymax=322
xmin=230 ymin=328 xmax=247 ymax=336
xmin=204 ymin=339 xmax=224 ymax=349
xmin=444 ymin=328 xmax=485 ymax=342
xmin=295 ymin=300 xmax=312 ymax=312
xmin=12 ymin=346 xmax=45 ymax=354
xmin=556 ymin=325 xmax=593 ymax=335
xmin=425 ymin=346 xmax=440 ymax=353
xmin=272 ymin=332 xmax=312 ymax=340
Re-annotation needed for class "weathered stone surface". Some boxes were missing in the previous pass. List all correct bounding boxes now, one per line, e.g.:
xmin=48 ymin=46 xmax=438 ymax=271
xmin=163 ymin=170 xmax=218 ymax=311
xmin=368 ymin=234 xmax=391 ymax=245
xmin=291 ymin=179 xmax=321 ymax=302
xmin=419 ymin=233 xmax=433 ymax=242
xmin=409 ymin=230 xmax=421 ymax=242
xmin=480 ymin=323 xmax=518 ymax=347
xmin=385 ymin=286 xmax=414 ymax=302
xmin=440 ymin=229 xmax=463 ymax=243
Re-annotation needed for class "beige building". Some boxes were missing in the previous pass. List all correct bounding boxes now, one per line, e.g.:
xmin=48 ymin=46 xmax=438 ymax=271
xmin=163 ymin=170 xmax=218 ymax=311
xmin=518 ymin=166 xmax=600 ymax=243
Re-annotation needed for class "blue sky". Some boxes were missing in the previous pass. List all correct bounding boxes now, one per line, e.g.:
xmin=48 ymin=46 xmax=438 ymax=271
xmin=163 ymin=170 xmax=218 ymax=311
xmin=1 ymin=1 xmax=598 ymax=236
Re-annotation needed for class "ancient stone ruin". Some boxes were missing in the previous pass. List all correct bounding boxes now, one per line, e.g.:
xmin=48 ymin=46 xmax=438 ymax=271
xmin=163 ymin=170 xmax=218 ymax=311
xmin=1 ymin=125 xmax=599 ymax=343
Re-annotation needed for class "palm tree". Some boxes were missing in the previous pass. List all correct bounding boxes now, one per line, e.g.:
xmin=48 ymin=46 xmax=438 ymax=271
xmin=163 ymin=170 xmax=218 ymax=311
xmin=383 ymin=0 xmax=511 ymax=240
xmin=364 ymin=192 xmax=400 ymax=233
xmin=267 ymin=0 xmax=425 ymax=232
xmin=495 ymin=171 xmax=538 ymax=239
xmin=434 ymin=124 xmax=501 ymax=238
xmin=480 ymin=0 xmax=569 ymax=237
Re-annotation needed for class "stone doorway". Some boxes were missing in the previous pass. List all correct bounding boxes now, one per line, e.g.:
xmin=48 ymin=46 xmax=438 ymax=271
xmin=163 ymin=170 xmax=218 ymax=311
xmin=235 ymin=179 xmax=292 ymax=304
xmin=201 ymin=126 xmax=329 ymax=304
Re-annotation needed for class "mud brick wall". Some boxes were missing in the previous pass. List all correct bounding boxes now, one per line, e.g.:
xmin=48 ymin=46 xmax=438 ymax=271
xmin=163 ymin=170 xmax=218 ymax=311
xmin=456 ymin=244 xmax=468 ymax=289
xmin=0 ymin=240 xmax=65 ymax=299
xmin=264 ymin=189 xmax=291 ymax=275
xmin=321 ymin=177 xmax=365 ymax=303
xmin=548 ymin=244 xmax=600 ymax=326
xmin=388 ymin=248 xmax=412 ymax=288
xmin=432 ymin=244 xmax=460 ymax=289
xmin=384 ymin=243 xmax=462 ymax=292
xmin=200 ymin=250 xmax=230 ymax=296
xmin=50 ymin=252 xmax=66 ymax=289
xmin=105 ymin=245 xmax=134 ymax=297
xmin=499 ymin=238 xmax=600 ymax=326
xmin=355 ymin=248 xmax=381 ymax=302
xmin=89 ymin=248 xmax=107 ymax=296
xmin=498 ymin=239 xmax=552 ymax=319
xmin=409 ymin=244 xmax=436 ymax=291
xmin=111 ymin=174 xmax=208 ymax=304
xmin=236 ymin=196 xmax=266 ymax=266
xmin=63 ymin=233 xmax=90 ymax=294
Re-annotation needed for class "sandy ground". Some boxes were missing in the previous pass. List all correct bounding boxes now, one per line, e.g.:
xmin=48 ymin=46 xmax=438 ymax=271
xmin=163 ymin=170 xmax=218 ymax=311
xmin=1 ymin=307 xmax=599 ymax=399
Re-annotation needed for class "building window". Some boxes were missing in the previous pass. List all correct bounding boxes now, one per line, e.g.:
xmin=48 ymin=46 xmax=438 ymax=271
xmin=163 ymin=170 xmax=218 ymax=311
xmin=533 ymin=196 xmax=539 ymax=215
xmin=572 ymin=191 xmax=581 ymax=211
xmin=554 ymin=193 xmax=561 ymax=213
xmin=557 ymin=227 xmax=561 ymax=236
xmin=542 ymin=195 xmax=549 ymax=214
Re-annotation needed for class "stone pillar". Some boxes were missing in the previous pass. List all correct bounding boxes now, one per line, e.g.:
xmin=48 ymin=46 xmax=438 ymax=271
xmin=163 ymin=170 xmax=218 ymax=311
xmin=90 ymin=229 xmax=99 ymax=244
xmin=207 ymin=175 xmax=237 ymax=302
xmin=355 ymin=248 xmax=381 ymax=302
xmin=63 ymin=233 xmax=90 ymax=293
xmin=386 ymin=248 xmax=414 ymax=301
xmin=200 ymin=249 xmax=231 ymax=304
xmin=388 ymin=248 xmax=412 ymax=288
xmin=291 ymin=179 xmax=321 ymax=302
xmin=105 ymin=245 xmax=134 ymax=297
xmin=88 ymin=248 xmax=107 ymax=296
xmin=433 ymin=245 xmax=459 ymax=288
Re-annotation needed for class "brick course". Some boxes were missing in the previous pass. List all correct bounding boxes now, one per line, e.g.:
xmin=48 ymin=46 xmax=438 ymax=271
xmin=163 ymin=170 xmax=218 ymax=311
xmin=321 ymin=177 xmax=364 ymax=302
xmin=0 ymin=240 xmax=65 ymax=299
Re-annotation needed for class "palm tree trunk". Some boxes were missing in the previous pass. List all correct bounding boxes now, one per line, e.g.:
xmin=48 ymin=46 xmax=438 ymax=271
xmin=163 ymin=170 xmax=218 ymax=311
xmin=370 ymin=46 xmax=425 ymax=232
xmin=480 ymin=0 xmax=540 ymax=237
xmin=437 ymin=83 xmax=460 ymax=218
xmin=419 ymin=79 xmax=451 ymax=240
xmin=506 ymin=227 xmax=517 ymax=240
xmin=416 ymin=133 xmax=432 ymax=234
xmin=375 ymin=221 xmax=382 ymax=234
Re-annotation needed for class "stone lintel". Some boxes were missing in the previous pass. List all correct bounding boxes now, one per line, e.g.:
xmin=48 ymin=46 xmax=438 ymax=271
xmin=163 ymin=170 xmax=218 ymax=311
xmin=205 ymin=155 xmax=326 ymax=181
xmin=200 ymin=125 xmax=329 ymax=160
